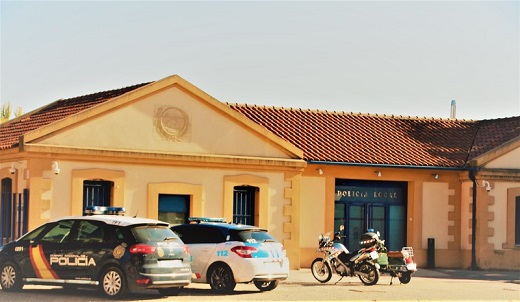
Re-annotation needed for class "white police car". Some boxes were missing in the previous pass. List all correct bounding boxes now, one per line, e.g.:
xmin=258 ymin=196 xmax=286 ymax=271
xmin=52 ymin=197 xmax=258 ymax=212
xmin=170 ymin=217 xmax=289 ymax=293
xmin=0 ymin=207 xmax=192 ymax=299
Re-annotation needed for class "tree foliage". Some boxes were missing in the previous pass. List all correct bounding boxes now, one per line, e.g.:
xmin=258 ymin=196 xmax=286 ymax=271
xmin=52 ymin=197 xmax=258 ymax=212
xmin=1 ymin=102 xmax=23 ymax=124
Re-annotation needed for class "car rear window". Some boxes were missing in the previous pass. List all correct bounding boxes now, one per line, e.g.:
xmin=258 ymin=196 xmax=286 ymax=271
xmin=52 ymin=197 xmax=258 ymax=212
xmin=131 ymin=225 xmax=183 ymax=243
xmin=235 ymin=230 xmax=278 ymax=243
xmin=171 ymin=225 xmax=226 ymax=244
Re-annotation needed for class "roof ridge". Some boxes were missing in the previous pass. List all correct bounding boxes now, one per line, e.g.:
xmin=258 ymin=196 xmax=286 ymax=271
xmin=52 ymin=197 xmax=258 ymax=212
xmin=3 ymin=82 xmax=153 ymax=124
xmin=226 ymin=102 xmax=475 ymax=122
xmin=477 ymin=115 xmax=520 ymax=123
xmin=53 ymin=81 xmax=153 ymax=103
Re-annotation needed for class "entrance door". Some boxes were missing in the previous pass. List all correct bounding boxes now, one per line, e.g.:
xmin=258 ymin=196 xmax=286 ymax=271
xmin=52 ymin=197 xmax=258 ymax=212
xmin=335 ymin=179 xmax=407 ymax=251
xmin=344 ymin=204 xmax=386 ymax=251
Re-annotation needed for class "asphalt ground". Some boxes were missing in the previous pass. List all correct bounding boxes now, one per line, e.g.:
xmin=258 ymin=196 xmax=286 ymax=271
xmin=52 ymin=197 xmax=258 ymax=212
xmin=1 ymin=268 xmax=518 ymax=301
xmin=288 ymin=267 xmax=520 ymax=284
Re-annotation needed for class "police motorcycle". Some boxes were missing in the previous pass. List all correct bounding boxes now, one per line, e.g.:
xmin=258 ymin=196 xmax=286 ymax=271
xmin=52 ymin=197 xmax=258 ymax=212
xmin=310 ymin=225 xmax=380 ymax=285
xmin=360 ymin=229 xmax=417 ymax=285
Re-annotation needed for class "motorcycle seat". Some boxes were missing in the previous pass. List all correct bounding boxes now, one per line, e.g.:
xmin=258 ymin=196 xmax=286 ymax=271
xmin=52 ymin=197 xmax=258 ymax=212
xmin=387 ymin=251 xmax=405 ymax=258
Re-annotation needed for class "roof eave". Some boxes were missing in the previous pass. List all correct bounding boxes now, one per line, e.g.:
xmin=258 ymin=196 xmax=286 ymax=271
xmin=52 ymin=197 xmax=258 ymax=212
xmin=468 ymin=136 xmax=520 ymax=167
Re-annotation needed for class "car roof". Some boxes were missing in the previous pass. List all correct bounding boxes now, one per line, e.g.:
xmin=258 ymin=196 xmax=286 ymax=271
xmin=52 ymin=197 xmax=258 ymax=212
xmin=174 ymin=222 xmax=266 ymax=232
xmin=49 ymin=215 xmax=170 ymax=227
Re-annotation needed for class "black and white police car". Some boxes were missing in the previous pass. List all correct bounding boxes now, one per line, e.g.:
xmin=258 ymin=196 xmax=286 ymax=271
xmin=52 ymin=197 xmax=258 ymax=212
xmin=171 ymin=217 xmax=289 ymax=293
xmin=0 ymin=206 xmax=192 ymax=299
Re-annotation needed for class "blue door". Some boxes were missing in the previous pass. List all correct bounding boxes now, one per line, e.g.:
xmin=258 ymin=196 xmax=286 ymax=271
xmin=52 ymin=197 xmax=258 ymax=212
xmin=158 ymin=194 xmax=190 ymax=225
xmin=335 ymin=179 xmax=406 ymax=251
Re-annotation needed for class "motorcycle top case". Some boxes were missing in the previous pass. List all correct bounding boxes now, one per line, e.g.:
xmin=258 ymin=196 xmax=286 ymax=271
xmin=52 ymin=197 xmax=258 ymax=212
xmin=359 ymin=232 xmax=379 ymax=248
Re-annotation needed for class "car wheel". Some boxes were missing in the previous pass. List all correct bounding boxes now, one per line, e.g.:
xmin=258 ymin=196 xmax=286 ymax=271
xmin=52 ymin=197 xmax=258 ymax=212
xmin=254 ymin=280 xmax=279 ymax=291
xmin=0 ymin=262 xmax=24 ymax=291
xmin=100 ymin=266 xmax=127 ymax=299
xmin=208 ymin=264 xmax=236 ymax=294
xmin=158 ymin=287 xmax=182 ymax=296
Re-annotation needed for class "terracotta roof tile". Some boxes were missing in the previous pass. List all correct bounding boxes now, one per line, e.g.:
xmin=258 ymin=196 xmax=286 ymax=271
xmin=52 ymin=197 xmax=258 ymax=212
xmin=0 ymin=83 xmax=150 ymax=150
xmin=228 ymin=104 xmax=519 ymax=168
xmin=469 ymin=116 xmax=520 ymax=159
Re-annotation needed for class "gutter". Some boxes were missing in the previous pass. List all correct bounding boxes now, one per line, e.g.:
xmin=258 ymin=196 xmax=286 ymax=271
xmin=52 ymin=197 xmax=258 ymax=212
xmin=307 ymin=160 xmax=467 ymax=171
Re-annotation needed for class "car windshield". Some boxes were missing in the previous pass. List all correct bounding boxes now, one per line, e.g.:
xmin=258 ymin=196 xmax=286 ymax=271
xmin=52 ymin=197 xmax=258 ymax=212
xmin=18 ymin=224 xmax=47 ymax=242
xmin=132 ymin=225 xmax=183 ymax=243
xmin=236 ymin=230 xmax=277 ymax=243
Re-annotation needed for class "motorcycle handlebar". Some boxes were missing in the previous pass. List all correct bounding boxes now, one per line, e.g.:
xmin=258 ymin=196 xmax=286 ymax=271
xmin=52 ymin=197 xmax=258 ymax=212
xmin=334 ymin=232 xmax=345 ymax=240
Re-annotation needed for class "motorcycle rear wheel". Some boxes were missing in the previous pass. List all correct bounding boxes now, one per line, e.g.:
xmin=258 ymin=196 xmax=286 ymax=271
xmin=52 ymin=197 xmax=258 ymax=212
xmin=357 ymin=262 xmax=379 ymax=286
xmin=398 ymin=271 xmax=412 ymax=284
xmin=311 ymin=258 xmax=332 ymax=283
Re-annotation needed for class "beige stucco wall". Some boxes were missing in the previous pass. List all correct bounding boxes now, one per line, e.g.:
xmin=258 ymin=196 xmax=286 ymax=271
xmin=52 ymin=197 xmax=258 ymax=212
xmin=486 ymin=148 xmax=520 ymax=169
xmin=38 ymin=86 xmax=290 ymax=159
xmin=298 ymin=175 xmax=326 ymax=266
xmin=300 ymin=176 xmax=326 ymax=248
xmin=422 ymin=182 xmax=454 ymax=250
xmin=37 ymin=160 xmax=291 ymax=242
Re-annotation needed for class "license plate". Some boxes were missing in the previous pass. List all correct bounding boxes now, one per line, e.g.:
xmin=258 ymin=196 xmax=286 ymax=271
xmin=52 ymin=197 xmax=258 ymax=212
xmin=158 ymin=260 xmax=182 ymax=267
xmin=264 ymin=260 xmax=285 ymax=270
xmin=369 ymin=251 xmax=379 ymax=260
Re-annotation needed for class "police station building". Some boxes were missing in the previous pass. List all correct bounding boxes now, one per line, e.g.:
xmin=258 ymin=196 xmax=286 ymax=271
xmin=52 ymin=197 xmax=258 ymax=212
xmin=1 ymin=74 xmax=519 ymax=270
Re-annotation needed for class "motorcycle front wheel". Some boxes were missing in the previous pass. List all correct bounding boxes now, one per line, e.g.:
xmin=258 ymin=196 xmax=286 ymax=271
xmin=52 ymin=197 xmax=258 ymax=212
xmin=357 ymin=262 xmax=379 ymax=286
xmin=311 ymin=258 xmax=332 ymax=283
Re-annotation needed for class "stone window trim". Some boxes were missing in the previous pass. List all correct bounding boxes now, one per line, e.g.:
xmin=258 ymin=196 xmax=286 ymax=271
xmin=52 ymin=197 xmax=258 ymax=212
xmin=503 ymin=187 xmax=520 ymax=249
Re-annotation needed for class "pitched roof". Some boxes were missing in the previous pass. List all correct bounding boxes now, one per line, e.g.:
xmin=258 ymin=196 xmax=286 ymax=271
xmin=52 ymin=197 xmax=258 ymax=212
xmin=1 ymin=79 xmax=518 ymax=169
xmin=468 ymin=116 xmax=520 ymax=160
xmin=227 ymin=104 xmax=520 ymax=168
xmin=0 ymin=83 xmax=150 ymax=150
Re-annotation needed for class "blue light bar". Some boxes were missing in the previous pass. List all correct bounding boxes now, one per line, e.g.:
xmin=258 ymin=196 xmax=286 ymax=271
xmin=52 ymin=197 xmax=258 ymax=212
xmin=84 ymin=206 xmax=126 ymax=216
xmin=188 ymin=217 xmax=226 ymax=223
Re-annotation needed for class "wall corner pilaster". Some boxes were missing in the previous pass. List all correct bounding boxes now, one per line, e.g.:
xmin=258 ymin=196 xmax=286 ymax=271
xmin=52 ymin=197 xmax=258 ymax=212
xmin=283 ymin=172 xmax=301 ymax=269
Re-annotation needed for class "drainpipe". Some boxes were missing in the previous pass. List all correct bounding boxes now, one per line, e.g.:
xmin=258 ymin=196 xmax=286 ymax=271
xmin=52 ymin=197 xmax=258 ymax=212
xmin=468 ymin=169 xmax=477 ymax=270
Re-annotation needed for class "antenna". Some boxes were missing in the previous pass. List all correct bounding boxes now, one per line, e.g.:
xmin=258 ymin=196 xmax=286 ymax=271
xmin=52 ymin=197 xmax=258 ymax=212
xmin=450 ymin=100 xmax=456 ymax=119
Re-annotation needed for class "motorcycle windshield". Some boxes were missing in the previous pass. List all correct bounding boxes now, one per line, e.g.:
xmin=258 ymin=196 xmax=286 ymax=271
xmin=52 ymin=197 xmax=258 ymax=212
xmin=333 ymin=242 xmax=349 ymax=253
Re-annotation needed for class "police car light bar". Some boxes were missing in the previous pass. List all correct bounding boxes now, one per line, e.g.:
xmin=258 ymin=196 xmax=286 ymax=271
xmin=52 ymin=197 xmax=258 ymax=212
xmin=188 ymin=217 xmax=226 ymax=223
xmin=84 ymin=206 xmax=126 ymax=216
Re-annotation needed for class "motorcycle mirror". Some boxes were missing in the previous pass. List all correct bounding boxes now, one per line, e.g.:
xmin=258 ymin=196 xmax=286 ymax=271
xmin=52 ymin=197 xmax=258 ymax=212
xmin=376 ymin=231 xmax=380 ymax=237
xmin=339 ymin=225 xmax=344 ymax=231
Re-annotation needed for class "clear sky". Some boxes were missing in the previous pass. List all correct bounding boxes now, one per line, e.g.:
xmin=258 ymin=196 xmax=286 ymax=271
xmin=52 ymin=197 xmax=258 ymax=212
xmin=1 ymin=1 xmax=519 ymax=120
